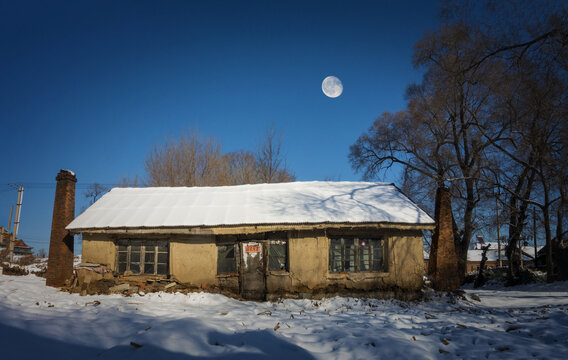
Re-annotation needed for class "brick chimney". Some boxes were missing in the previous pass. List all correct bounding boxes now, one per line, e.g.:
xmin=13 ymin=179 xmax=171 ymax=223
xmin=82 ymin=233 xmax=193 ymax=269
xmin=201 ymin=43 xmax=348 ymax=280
xmin=428 ymin=186 xmax=461 ymax=291
xmin=46 ymin=169 xmax=77 ymax=287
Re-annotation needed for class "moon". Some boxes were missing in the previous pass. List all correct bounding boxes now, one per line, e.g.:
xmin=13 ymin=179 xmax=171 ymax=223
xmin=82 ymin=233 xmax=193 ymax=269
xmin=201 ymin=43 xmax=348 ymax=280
xmin=322 ymin=76 xmax=343 ymax=98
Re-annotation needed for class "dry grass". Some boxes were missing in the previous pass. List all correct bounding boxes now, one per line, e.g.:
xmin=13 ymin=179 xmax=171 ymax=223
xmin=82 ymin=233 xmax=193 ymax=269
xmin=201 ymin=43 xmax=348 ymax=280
xmin=0 ymin=247 xmax=9 ymax=262
xmin=16 ymin=255 xmax=36 ymax=266
xmin=1 ymin=263 xmax=29 ymax=276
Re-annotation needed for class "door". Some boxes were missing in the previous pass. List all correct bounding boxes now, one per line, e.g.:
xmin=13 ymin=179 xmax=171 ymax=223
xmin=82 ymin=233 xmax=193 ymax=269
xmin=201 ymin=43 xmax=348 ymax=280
xmin=240 ymin=241 xmax=266 ymax=300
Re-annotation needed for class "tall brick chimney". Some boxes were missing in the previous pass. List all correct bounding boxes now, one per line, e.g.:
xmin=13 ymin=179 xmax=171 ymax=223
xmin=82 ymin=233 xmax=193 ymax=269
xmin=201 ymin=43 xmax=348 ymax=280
xmin=428 ymin=186 xmax=461 ymax=291
xmin=46 ymin=169 xmax=77 ymax=287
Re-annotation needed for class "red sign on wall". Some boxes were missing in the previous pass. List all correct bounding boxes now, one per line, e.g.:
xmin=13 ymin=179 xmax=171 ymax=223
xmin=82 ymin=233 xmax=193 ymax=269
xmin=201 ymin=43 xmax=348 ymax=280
xmin=245 ymin=245 xmax=260 ymax=253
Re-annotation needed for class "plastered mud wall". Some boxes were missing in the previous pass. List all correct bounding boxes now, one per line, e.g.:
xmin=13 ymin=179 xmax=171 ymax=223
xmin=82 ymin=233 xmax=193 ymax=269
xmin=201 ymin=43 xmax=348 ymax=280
xmin=81 ymin=227 xmax=425 ymax=297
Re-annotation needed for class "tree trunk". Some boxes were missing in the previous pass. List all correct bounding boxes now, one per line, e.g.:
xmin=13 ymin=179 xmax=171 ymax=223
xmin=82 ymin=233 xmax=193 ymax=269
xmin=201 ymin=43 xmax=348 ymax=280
xmin=474 ymin=244 xmax=491 ymax=288
xmin=452 ymin=216 xmax=467 ymax=281
xmin=506 ymin=196 xmax=522 ymax=282
xmin=452 ymin=179 xmax=476 ymax=282
xmin=542 ymin=179 xmax=554 ymax=282
xmin=506 ymin=166 xmax=536 ymax=284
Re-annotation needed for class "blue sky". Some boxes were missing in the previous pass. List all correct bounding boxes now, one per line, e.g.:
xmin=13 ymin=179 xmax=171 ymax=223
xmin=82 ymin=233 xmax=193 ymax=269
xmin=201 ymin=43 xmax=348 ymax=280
xmin=0 ymin=0 xmax=441 ymax=252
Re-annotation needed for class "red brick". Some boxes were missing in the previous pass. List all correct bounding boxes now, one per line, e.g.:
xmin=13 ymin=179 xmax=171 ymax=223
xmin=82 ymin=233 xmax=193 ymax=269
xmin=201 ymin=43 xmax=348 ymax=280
xmin=46 ymin=170 xmax=77 ymax=287
xmin=428 ymin=186 xmax=461 ymax=291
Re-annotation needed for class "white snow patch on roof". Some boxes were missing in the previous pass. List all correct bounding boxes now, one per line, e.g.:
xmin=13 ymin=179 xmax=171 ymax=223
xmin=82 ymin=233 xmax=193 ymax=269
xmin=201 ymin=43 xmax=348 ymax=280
xmin=67 ymin=181 xmax=434 ymax=230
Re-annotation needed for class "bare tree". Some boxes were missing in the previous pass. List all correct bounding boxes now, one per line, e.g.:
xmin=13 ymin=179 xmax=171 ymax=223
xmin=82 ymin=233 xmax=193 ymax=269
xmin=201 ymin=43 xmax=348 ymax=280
xmin=223 ymin=150 xmax=258 ymax=185
xmin=84 ymin=183 xmax=110 ymax=205
xmin=350 ymin=23 xmax=499 ymax=278
xmin=145 ymin=130 xmax=225 ymax=187
xmin=256 ymin=124 xmax=295 ymax=183
xmin=351 ymin=0 xmax=568 ymax=282
xmin=145 ymin=127 xmax=295 ymax=187
xmin=117 ymin=174 xmax=142 ymax=187
xmin=461 ymin=0 xmax=568 ymax=282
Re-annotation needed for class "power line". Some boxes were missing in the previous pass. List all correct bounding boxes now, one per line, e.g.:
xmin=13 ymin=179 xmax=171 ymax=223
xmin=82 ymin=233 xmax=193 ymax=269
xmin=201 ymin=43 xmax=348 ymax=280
xmin=2 ymin=182 xmax=120 ymax=190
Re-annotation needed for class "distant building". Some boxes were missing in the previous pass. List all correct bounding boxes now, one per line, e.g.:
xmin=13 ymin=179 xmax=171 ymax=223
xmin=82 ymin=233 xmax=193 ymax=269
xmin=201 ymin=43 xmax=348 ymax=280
xmin=424 ymin=236 xmax=542 ymax=273
xmin=0 ymin=226 xmax=33 ymax=256
xmin=535 ymin=231 xmax=568 ymax=278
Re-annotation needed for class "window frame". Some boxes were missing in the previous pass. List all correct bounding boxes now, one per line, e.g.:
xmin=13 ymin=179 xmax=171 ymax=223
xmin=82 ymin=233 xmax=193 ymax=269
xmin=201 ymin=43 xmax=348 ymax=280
xmin=116 ymin=239 xmax=169 ymax=276
xmin=329 ymin=236 xmax=385 ymax=273
xmin=216 ymin=243 xmax=240 ymax=275
xmin=267 ymin=239 xmax=289 ymax=272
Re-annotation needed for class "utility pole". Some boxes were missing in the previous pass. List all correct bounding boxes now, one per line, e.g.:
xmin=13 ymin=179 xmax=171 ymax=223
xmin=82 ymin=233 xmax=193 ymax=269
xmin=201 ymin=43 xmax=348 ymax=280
xmin=7 ymin=205 xmax=13 ymax=233
xmin=8 ymin=185 xmax=24 ymax=263
xmin=496 ymin=193 xmax=502 ymax=267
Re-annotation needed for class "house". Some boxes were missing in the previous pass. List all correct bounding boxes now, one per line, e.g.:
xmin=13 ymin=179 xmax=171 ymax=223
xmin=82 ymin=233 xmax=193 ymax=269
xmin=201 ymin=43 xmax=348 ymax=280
xmin=466 ymin=238 xmax=543 ymax=272
xmin=67 ymin=181 xmax=435 ymax=300
xmin=535 ymin=231 xmax=568 ymax=278
xmin=0 ymin=226 xmax=8 ymax=246
xmin=12 ymin=240 xmax=33 ymax=255
xmin=424 ymin=237 xmax=544 ymax=273
xmin=0 ymin=226 xmax=33 ymax=256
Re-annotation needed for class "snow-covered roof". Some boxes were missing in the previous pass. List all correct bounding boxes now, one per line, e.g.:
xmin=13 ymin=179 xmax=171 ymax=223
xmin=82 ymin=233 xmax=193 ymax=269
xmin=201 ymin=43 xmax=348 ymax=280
xmin=67 ymin=181 xmax=434 ymax=230
xmin=424 ymin=246 xmax=544 ymax=262
xmin=467 ymin=246 xmax=543 ymax=262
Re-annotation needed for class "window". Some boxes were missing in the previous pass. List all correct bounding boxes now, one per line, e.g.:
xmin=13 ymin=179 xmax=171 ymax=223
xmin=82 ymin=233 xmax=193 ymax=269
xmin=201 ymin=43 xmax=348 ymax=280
xmin=329 ymin=237 xmax=384 ymax=272
xmin=268 ymin=240 xmax=288 ymax=271
xmin=217 ymin=243 xmax=239 ymax=274
xmin=117 ymin=240 xmax=168 ymax=275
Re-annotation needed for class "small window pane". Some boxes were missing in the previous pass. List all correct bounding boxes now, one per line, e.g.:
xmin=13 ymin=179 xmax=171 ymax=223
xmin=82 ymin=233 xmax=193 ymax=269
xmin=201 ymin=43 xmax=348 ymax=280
xmin=359 ymin=239 xmax=370 ymax=271
xmin=131 ymin=251 xmax=140 ymax=263
xmin=157 ymin=264 xmax=168 ymax=274
xmin=158 ymin=253 xmax=168 ymax=263
xmin=118 ymin=240 xmax=128 ymax=247
xmin=269 ymin=242 xmax=287 ymax=271
xmin=118 ymin=252 xmax=127 ymax=263
xmin=330 ymin=238 xmax=343 ymax=272
xmin=118 ymin=262 xmax=126 ymax=273
xmin=145 ymin=252 xmax=155 ymax=263
xmin=130 ymin=263 xmax=140 ymax=273
xmin=217 ymin=244 xmax=236 ymax=274
xmin=371 ymin=239 xmax=382 ymax=248
xmin=144 ymin=263 xmax=155 ymax=274
xmin=372 ymin=239 xmax=384 ymax=271
xmin=344 ymin=238 xmax=355 ymax=272
xmin=270 ymin=257 xmax=286 ymax=270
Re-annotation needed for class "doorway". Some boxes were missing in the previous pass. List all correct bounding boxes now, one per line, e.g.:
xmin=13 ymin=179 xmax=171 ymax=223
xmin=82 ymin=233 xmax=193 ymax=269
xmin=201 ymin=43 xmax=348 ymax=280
xmin=240 ymin=241 xmax=266 ymax=300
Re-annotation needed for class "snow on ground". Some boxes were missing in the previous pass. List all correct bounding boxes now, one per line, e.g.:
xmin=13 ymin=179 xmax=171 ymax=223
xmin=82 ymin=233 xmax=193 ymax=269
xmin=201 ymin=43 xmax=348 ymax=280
xmin=0 ymin=271 xmax=567 ymax=359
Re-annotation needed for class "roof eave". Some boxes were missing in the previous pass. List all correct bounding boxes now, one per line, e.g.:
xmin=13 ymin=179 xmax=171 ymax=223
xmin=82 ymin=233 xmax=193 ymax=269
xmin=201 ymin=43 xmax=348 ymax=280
xmin=68 ymin=221 xmax=436 ymax=235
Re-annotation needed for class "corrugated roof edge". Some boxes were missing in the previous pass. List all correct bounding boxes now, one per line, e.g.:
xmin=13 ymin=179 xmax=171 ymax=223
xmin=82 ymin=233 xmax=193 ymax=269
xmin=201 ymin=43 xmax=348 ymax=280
xmin=97 ymin=180 xmax=398 ymax=193
xmin=67 ymin=221 xmax=436 ymax=233
xmin=389 ymin=182 xmax=434 ymax=223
